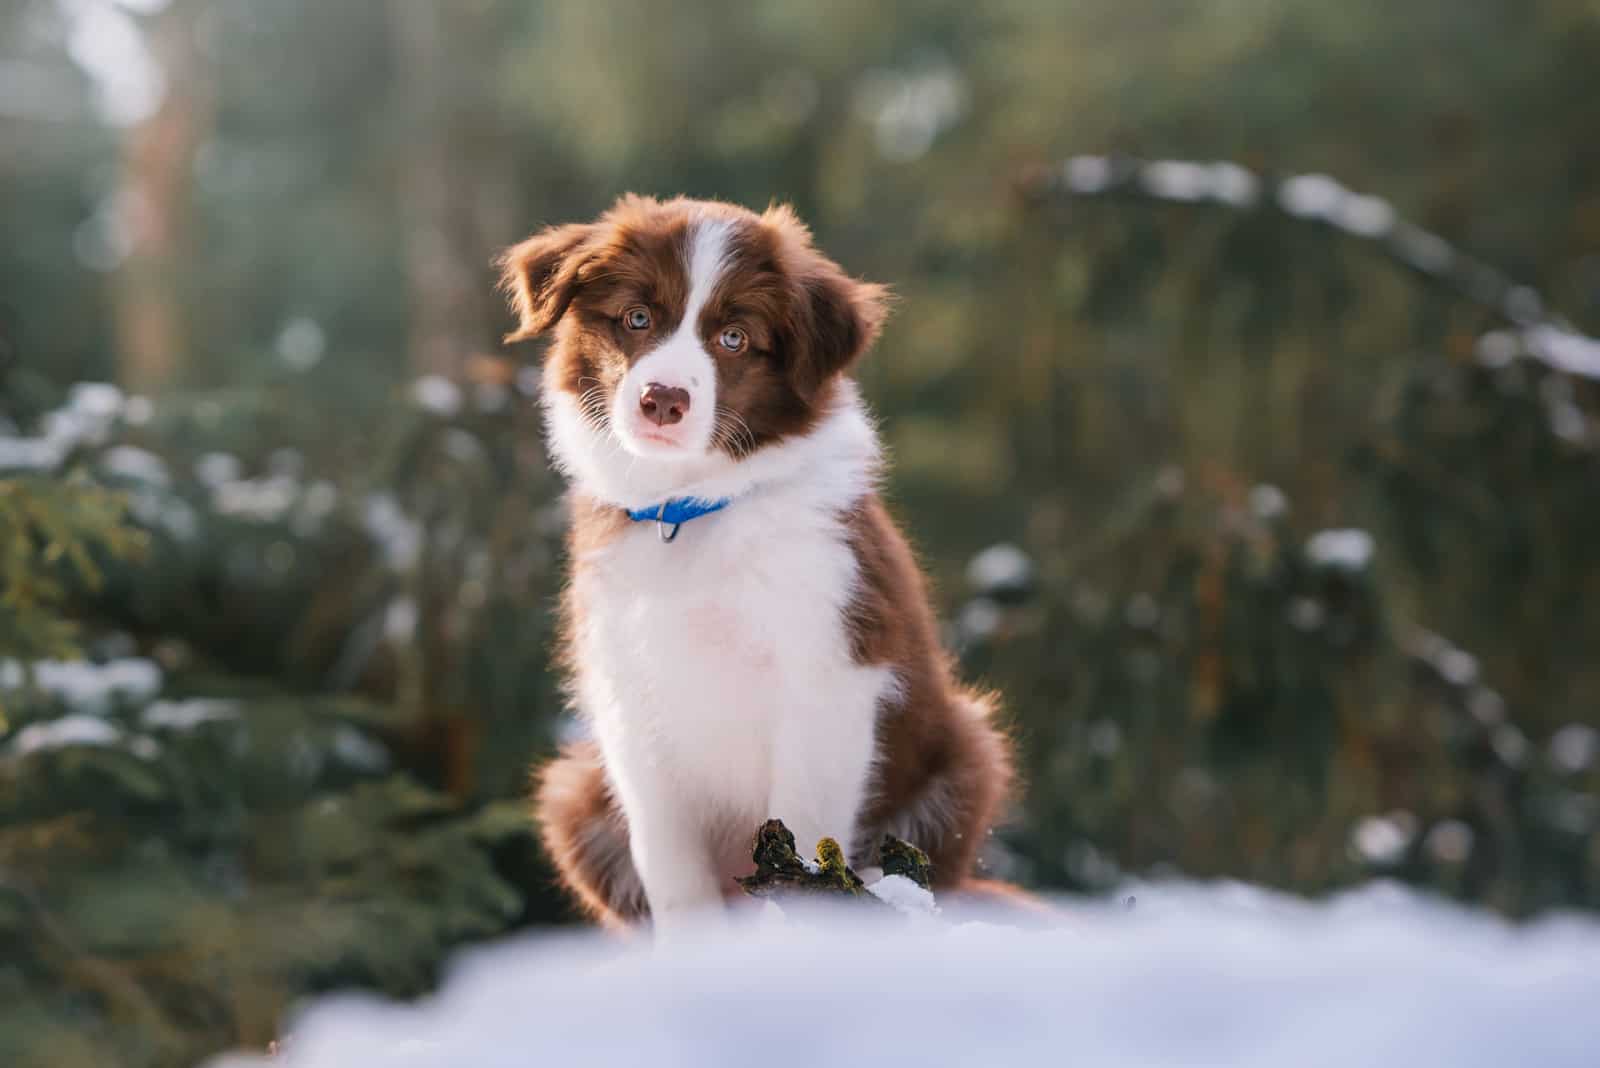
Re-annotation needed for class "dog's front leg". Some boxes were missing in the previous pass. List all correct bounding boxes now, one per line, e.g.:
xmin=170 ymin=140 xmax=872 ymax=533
xmin=767 ymin=699 xmax=878 ymax=870
xmin=611 ymin=764 xmax=726 ymax=940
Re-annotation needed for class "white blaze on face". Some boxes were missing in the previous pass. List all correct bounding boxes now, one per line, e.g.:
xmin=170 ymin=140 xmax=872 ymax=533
xmin=611 ymin=217 xmax=732 ymax=458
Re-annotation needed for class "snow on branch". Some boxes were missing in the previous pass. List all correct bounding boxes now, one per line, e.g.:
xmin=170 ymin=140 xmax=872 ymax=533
xmin=1021 ymin=156 xmax=1600 ymax=381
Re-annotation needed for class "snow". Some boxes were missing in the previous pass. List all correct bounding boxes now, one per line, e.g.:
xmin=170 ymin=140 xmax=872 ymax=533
xmin=865 ymin=873 xmax=939 ymax=916
xmin=363 ymin=493 xmax=423 ymax=571
xmin=1350 ymin=812 xmax=1414 ymax=866
xmin=128 ymin=489 xmax=201 ymax=543
xmin=1523 ymin=324 xmax=1600 ymax=381
xmin=1278 ymin=173 xmax=1347 ymax=220
xmin=1052 ymin=154 xmax=1600 ymax=385
xmin=1248 ymin=483 xmax=1288 ymax=521
xmin=383 ymin=596 xmax=420 ymax=643
xmin=854 ymin=64 xmax=968 ymax=163
xmin=0 ymin=656 xmax=163 ymax=714
xmin=61 ymin=0 xmax=167 ymax=126
xmin=3 ymin=708 xmax=162 ymax=760
xmin=1390 ymin=223 xmax=1455 ymax=274
xmin=195 ymin=452 xmax=244 ymax=488
xmin=1332 ymin=193 xmax=1396 ymax=238
xmin=1549 ymin=725 xmax=1600 ymax=775
xmin=277 ymin=317 xmax=328 ymax=371
xmin=69 ymin=382 xmax=125 ymax=421
xmin=1476 ymin=330 xmax=1520 ymax=369
xmin=212 ymin=474 xmax=300 ymax=522
xmin=1478 ymin=327 xmax=1600 ymax=385
xmin=966 ymin=543 xmax=1033 ymax=597
xmin=330 ymin=725 xmax=389 ymax=773
xmin=44 ymin=383 xmax=125 ymax=451
xmin=123 ymin=394 xmax=155 ymax=426
xmin=0 ymin=436 xmax=65 ymax=471
xmin=1468 ymin=694 xmax=1506 ymax=733
xmin=1207 ymin=161 xmax=1260 ymax=207
xmin=412 ymin=376 xmax=464 ymax=417
xmin=99 ymin=444 xmax=171 ymax=487
xmin=1435 ymin=646 xmax=1480 ymax=688
xmin=140 ymin=698 xmax=240 ymax=731
xmin=0 ymin=381 xmax=132 ymax=471
xmin=205 ymin=881 xmax=1600 ymax=1068
xmin=1140 ymin=160 xmax=1212 ymax=202
xmin=1305 ymin=528 xmax=1375 ymax=572
xmin=956 ymin=598 xmax=1002 ymax=642
xmin=1409 ymin=629 xmax=1486 ymax=689
xmin=1064 ymin=155 xmax=1114 ymax=194
xmin=291 ymin=480 xmax=340 ymax=538
xmin=1138 ymin=160 xmax=1258 ymax=206
xmin=1492 ymin=724 xmax=1530 ymax=769
xmin=8 ymin=714 xmax=124 ymax=756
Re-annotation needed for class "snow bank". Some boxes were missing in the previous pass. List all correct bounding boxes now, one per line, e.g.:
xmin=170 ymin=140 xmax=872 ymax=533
xmin=207 ymin=881 xmax=1600 ymax=1068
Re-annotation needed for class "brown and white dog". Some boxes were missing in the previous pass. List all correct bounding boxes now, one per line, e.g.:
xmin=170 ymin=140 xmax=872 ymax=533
xmin=502 ymin=195 xmax=1014 ymax=937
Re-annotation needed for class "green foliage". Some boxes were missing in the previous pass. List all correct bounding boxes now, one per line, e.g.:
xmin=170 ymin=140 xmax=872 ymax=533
xmin=939 ymin=161 xmax=1600 ymax=914
xmin=967 ymin=467 xmax=1600 ymax=914
xmin=0 ymin=378 xmax=565 ymax=1066
xmin=0 ymin=474 xmax=145 ymax=728
xmin=0 ymin=683 xmax=534 ymax=1068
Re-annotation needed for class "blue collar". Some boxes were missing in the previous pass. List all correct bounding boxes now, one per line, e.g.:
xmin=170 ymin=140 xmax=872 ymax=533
xmin=625 ymin=496 xmax=731 ymax=542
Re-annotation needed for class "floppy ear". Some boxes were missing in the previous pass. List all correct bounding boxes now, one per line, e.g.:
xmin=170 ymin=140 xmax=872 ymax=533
xmin=793 ymin=266 xmax=891 ymax=397
xmin=763 ymin=202 xmax=891 ymax=396
xmin=497 ymin=223 xmax=595 ymax=342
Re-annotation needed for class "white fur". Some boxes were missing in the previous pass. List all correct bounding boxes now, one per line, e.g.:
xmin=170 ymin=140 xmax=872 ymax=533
xmin=543 ymin=215 xmax=878 ymax=515
xmin=545 ymin=232 xmax=893 ymax=934
xmin=608 ymin=218 xmax=730 ymax=459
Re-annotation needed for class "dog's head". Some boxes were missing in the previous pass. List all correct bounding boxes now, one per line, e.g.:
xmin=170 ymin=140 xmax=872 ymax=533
xmin=499 ymin=196 xmax=887 ymax=492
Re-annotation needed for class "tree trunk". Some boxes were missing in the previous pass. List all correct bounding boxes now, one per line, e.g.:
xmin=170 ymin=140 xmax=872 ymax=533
xmin=113 ymin=0 xmax=208 ymax=393
xmin=389 ymin=1 xmax=510 ymax=379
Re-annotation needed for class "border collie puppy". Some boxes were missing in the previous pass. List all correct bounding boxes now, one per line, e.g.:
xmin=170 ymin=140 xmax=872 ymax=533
xmin=502 ymin=195 xmax=1013 ymax=936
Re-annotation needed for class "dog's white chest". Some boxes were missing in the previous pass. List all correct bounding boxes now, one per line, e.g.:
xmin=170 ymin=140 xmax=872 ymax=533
xmin=571 ymin=499 xmax=891 ymax=824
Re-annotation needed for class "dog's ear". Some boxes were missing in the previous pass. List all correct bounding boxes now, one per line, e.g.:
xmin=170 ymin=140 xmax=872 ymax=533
xmin=497 ymin=223 xmax=595 ymax=342
xmin=764 ymin=203 xmax=890 ymax=396
xmin=793 ymin=266 xmax=891 ymax=397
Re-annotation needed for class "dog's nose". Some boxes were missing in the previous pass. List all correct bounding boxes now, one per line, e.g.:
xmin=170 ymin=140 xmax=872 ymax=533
xmin=639 ymin=383 xmax=690 ymax=426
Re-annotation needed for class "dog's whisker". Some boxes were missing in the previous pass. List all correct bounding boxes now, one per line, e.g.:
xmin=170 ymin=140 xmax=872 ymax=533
xmin=711 ymin=415 xmax=737 ymax=458
xmin=575 ymin=386 xmax=614 ymax=435
xmin=715 ymin=408 xmax=757 ymax=459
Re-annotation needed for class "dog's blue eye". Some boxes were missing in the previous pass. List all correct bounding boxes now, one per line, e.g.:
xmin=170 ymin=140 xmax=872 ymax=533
xmin=718 ymin=326 xmax=747 ymax=353
xmin=624 ymin=307 xmax=651 ymax=330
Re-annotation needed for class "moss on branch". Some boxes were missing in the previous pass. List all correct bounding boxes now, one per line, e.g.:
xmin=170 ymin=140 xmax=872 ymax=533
xmin=735 ymin=819 xmax=933 ymax=904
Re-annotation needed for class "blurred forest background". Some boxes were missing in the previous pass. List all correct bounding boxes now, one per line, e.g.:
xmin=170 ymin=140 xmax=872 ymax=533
xmin=3 ymin=0 xmax=1600 ymax=1065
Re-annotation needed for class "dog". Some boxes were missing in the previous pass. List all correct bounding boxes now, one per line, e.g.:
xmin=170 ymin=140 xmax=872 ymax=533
xmin=502 ymin=195 xmax=1015 ymax=936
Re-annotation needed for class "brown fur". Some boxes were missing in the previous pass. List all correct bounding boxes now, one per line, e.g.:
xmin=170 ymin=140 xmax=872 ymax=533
xmin=500 ymin=196 xmax=888 ymax=457
xmin=532 ymin=739 xmax=646 ymax=930
xmin=842 ymin=497 xmax=1015 ymax=883
xmin=505 ymin=195 xmax=1018 ymax=928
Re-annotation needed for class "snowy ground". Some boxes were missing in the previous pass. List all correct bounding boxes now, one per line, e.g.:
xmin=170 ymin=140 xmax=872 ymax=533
xmin=207 ymin=880 xmax=1600 ymax=1068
